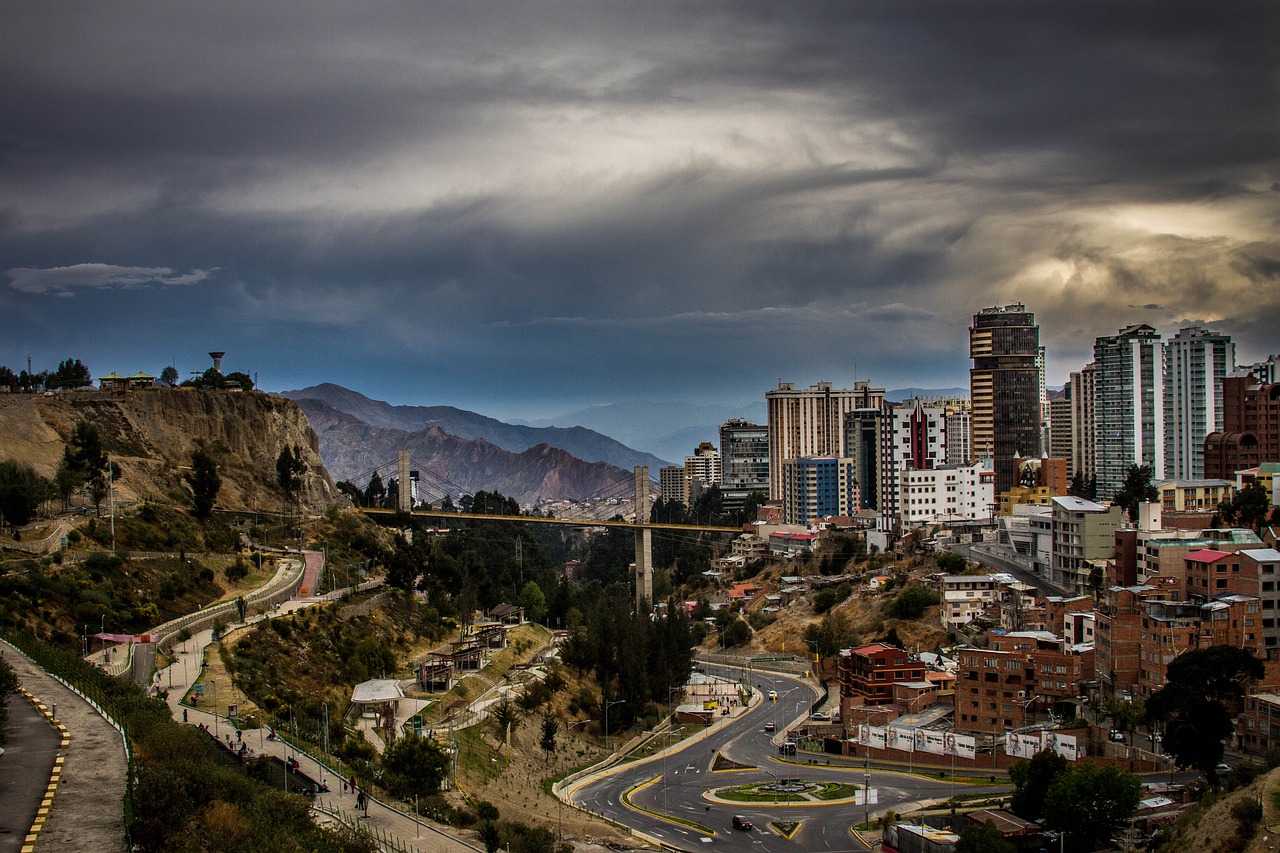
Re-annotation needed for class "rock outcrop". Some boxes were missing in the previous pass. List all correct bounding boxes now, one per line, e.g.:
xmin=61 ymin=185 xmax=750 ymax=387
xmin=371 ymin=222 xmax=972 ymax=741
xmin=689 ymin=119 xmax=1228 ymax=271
xmin=0 ymin=388 xmax=338 ymax=514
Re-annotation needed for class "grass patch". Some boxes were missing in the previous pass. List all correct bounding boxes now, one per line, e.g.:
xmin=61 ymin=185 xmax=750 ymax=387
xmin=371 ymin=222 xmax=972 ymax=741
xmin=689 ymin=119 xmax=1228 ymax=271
xmin=813 ymin=782 xmax=860 ymax=800
xmin=771 ymin=820 xmax=800 ymax=838
xmin=719 ymin=788 xmax=806 ymax=803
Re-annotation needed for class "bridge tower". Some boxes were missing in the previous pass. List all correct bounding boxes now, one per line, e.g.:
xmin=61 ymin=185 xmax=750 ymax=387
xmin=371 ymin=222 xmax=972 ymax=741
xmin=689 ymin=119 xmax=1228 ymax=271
xmin=634 ymin=466 xmax=653 ymax=609
xmin=398 ymin=450 xmax=412 ymax=511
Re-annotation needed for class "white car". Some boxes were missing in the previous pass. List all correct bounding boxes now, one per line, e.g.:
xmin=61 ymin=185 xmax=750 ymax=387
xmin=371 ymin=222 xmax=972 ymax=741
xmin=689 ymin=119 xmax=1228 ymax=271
xmin=768 ymin=690 xmax=777 ymax=701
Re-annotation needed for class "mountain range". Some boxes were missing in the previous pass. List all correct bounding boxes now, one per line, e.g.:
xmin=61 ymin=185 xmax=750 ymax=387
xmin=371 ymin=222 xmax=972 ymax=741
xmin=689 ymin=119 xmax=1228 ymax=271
xmin=282 ymin=385 xmax=662 ymax=505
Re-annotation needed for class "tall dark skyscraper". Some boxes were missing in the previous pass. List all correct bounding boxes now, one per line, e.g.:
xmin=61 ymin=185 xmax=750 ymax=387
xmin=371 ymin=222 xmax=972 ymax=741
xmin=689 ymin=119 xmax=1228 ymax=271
xmin=970 ymin=303 xmax=1042 ymax=495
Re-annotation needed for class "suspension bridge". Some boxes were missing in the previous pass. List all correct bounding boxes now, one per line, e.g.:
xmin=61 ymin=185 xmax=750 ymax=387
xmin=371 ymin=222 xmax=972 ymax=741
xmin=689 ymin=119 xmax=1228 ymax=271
xmin=352 ymin=452 xmax=739 ymax=606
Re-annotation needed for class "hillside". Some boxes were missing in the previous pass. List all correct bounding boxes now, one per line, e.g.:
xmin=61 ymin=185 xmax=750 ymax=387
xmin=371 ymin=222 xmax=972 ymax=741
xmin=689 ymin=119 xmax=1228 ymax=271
xmin=293 ymin=397 xmax=635 ymax=505
xmin=281 ymin=383 xmax=671 ymax=470
xmin=0 ymin=388 xmax=338 ymax=515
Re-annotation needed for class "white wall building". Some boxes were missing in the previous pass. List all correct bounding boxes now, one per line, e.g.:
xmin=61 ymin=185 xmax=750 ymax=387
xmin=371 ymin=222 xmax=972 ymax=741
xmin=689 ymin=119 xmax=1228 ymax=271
xmin=897 ymin=460 xmax=995 ymax=530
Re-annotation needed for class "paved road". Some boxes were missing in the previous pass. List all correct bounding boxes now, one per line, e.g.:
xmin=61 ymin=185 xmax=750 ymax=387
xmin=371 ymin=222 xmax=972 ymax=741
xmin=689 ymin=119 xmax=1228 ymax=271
xmin=952 ymin=542 xmax=1073 ymax=598
xmin=1 ymin=639 xmax=128 ymax=853
xmin=0 ymin=680 xmax=61 ymax=853
xmin=565 ymin=669 xmax=1011 ymax=852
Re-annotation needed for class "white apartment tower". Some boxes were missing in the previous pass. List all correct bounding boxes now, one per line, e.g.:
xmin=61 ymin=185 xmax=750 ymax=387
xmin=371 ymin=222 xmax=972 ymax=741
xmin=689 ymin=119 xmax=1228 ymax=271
xmin=766 ymin=380 xmax=885 ymax=501
xmin=1093 ymin=324 xmax=1164 ymax=500
xmin=1163 ymin=325 xmax=1235 ymax=481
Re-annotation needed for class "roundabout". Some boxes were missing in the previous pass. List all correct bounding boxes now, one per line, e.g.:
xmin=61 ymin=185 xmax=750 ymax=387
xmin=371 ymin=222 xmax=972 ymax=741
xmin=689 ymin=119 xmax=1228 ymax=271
xmin=707 ymin=779 xmax=863 ymax=805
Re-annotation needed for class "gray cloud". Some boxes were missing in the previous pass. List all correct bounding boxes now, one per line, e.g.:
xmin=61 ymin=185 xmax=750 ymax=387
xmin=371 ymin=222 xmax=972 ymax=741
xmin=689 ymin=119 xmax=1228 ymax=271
xmin=1 ymin=1 xmax=1276 ymax=421
xmin=6 ymin=264 xmax=213 ymax=296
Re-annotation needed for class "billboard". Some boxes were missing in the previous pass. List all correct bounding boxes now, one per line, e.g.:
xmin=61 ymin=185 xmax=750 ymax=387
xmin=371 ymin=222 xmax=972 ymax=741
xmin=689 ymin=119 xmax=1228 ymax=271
xmin=1041 ymin=731 xmax=1080 ymax=761
xmin=889 ymin=727 xmax=916 ymax=753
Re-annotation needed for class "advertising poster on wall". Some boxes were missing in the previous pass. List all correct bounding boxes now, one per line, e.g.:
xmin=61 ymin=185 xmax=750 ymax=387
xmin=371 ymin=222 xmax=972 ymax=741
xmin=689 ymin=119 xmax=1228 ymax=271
xmin=921 ymin=730 xmax=948 ymax=755
xmin=890 ymin=727 xmax=916 ymax=753
xmin=869 ymin=726 xmax=887 ymax=750
xmin=1041 ymin=731 xmax=1079 ymax=761
xmin=950 ymin=733 xmax=977 ymax=760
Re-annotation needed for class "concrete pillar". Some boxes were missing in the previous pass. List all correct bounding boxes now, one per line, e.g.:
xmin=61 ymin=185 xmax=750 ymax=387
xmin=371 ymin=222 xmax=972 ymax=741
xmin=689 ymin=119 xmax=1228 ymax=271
xmin=634 ymin=467 xmax=653 ymax=609
xmin=398 ymin=450 xmax=412 ymax=512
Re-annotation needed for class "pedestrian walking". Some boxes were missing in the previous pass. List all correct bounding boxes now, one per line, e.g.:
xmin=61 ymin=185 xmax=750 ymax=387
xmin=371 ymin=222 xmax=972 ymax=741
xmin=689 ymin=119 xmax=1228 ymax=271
xmin=183 ymin=708 xmax=188 ymax=723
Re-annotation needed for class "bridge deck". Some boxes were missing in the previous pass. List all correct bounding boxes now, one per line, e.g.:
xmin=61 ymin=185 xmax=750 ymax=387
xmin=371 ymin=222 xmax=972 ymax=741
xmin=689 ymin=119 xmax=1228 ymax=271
xmin=362 ymin=506 xmax=739 ymax=533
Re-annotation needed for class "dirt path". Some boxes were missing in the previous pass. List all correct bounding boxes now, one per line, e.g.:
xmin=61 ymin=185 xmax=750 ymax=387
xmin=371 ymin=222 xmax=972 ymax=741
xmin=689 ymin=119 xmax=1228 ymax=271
xmin=1 ymin=640 xmax=128 ymax=853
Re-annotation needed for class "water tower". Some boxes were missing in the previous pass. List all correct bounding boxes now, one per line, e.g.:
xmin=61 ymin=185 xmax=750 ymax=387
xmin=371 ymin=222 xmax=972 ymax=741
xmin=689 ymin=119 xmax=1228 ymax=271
xmin=209 ymin=352 xmax=225 ymax=373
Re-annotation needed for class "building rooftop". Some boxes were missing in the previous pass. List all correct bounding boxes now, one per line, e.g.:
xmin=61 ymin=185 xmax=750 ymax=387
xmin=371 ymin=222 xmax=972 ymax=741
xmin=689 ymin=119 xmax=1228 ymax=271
xmin=1051 ymin=495 xmax=1108 ymax=512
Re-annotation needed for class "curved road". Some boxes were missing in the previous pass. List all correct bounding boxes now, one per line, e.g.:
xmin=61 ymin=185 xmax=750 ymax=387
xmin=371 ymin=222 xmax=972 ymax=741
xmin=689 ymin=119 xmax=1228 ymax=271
xmin=567 ymin=669 xmax=1011 ymax=852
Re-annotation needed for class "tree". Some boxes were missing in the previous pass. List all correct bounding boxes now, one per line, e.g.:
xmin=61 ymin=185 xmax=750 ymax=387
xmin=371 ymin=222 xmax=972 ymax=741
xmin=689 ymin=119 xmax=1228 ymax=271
xmin=224 ymin=371 xmax=254 ymax=392
xmin=956 ymin=820 xmax=1015 ymax=853
xmin=1215 ymin=481 xmax=1272 ymax=532
xmin=479 ymin=821 xmax=501 ymax=853
xmin=276 ymin=445 xmax=306 ymax=500
xmin=1043 ymin=763 xmax=1142 ymax=851
xmin=935 ymin=550 xmax=967 ymax=574
xmin=518 ymin=580 xmax=547 ymax=624
xmin=889 ymin=585 xmax=939 ymax=619
xmin=539 ymin=713 xmax=559 ymax=763
xmin=1146 ymin=645 xmax=1264 ymax=779
xmin=803 ymin=610 xmax=857 ymax=659
xmin=62 ymin=420 xmax=117 ymax=515
xmin=1112 ymin=463 xmax=1158 ymax=522
xmin=0 ymin=650 xmax=17 ymax=744
xmin=159 ymin=365 xmax=179 ymax=387
xmin=1009 ymin=748 xmax=1068 ymax=821
xmin=363 ymin=471 xmax=386 ymax=508
xmin=491 ymin=697 xmax=522 ymax=744
xmin=380 ymin=734 xmax=449 ymax=799
xmin=0 ymin=461 xmax=52 ymax=531
xmin=721 ymin=617 xmax=753 ymax=647
xmin=186 ymin=449 xmax=221 ymax=519
xmin=1102 ymin=697 xmax=1144 ymax=739
xmin=50 ymin=358 xmax=91 ymax=389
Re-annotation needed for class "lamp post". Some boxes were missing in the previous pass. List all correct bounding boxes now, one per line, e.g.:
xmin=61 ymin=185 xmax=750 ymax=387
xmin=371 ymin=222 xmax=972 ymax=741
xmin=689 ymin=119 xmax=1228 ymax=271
xmin=604 ymin=699 xmax=625 ymax=752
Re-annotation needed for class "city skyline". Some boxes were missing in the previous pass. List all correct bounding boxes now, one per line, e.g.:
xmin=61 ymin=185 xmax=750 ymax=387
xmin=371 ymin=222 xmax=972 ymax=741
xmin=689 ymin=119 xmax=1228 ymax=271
xmin=2 ymin=2 xmax=1276 ymax=423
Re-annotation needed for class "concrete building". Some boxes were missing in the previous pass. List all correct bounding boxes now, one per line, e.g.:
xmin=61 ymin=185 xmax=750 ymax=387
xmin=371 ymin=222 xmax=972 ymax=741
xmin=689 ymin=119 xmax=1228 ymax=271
xmin=1050 ymin=496 xmax=1123 ymax=594
xmin=842 ymin=408 xmax=883 ymax=511
xmin=1094 ymin=324 xmax=1165 ymax=500
xmin=766 ymin=380 xmax=885 ymax=501
xmin=1204 ymin=377 xmax=1280 ymax=480
xmin=718 ymin=419 xmax=769 ymax=513
xmin=1154 ymin=479 xmax=1234 ymax=513
xmin=839 ymin=643 xmax=926 ymax=712
xmin=940 ymin=575 xmax=998 ymax=631
xmin=1239 ymin=692 xmax=1280 ymax=756
xmin=970 ymin=304 xmax=1043 ymax=494
xmin=659 ymin=465 xmax=686 ymax=505
xmin=946 ymin=407 xmax=973 ymax=466
xmin=1048 ymin=396 xmax=1074 ymax=471
xmin=780 ymin=456 xmax=860 ymax=526
xmin=897 ymin=460 xmax=995 ymax=530
xmin=1069 ymin=364 xmax=1097 ymax=483
xmin=880 ymin=398 xmax=952 ymax=528
xmin=684 ymin=441 xmax=721 ymax=503
xmin=1164 ymin=326 xmax=1235 ymax=481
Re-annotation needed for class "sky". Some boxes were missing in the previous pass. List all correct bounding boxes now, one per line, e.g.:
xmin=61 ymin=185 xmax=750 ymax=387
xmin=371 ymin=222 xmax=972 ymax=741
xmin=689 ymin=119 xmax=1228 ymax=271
xmin=2 ymin=1 xmax=1277 ymax=424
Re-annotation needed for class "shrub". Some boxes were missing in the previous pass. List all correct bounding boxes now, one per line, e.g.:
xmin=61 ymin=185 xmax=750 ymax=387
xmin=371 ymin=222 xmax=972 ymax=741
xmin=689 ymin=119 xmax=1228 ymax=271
xmin=889 ymin=586 xmax=939 ymax=619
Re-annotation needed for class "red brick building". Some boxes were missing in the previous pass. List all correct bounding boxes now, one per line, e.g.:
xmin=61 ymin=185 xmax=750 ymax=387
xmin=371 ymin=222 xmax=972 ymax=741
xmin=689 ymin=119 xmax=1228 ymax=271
xmin=955 ymin=632 xmax=1094 ymax=734
xmin=839 ymin=643 xmax=926 ymax=711
xmin=1204 ymin=378 xmax=1280 ymax=479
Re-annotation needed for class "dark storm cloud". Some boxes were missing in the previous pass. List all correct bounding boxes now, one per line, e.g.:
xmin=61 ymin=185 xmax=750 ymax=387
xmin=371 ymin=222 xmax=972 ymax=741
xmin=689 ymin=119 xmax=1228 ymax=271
xmin=1 ymin=0 xmax=1276 ymax=418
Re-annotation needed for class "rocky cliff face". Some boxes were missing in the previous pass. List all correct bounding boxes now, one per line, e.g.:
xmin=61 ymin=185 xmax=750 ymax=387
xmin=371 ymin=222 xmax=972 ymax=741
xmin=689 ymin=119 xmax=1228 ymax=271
xmin=0 ymin=388 xmax=337 ymax=514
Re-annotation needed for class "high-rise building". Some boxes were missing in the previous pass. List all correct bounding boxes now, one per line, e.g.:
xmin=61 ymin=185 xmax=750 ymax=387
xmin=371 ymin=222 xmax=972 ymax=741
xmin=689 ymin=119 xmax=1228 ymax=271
xmin=1048 ymin=397 xmax=1074 ymax=470
xmin=946 ymin=408 xmax=973 ymax=465
xmin=842 ymin=408 xmax=883 ymax=510
xmin=718 ymin=419 xmax=769 ymax=513
xmin=684 ymin=442 xmax=720 ymax=505
xmin=969 ymin=304 xmax=1042 ymax=495
xmin=1068 ymin=364 xmax=1096 ymax=484
xmin=1094 ymin=324 xmax=1164 ymax=500
xmin=1245 ymin=354 xmax=1280 ymax=384
xmin=659 ymin=465 xmax=686 ymax=505
xmin=879 ymin=398 xmax=950 ymax=529
xmin=780 ymin=456 xmax=860 ymax=525
xmin=766 ymin=380 xmax=884 ymax=500
xmin=1164 ymin=325 xmax=1234 ymax=480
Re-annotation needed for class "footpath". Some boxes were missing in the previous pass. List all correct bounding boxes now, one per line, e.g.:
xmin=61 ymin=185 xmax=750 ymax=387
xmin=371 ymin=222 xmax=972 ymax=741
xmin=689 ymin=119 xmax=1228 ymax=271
xmin=161 ymin=576 xmax=479 ymax=853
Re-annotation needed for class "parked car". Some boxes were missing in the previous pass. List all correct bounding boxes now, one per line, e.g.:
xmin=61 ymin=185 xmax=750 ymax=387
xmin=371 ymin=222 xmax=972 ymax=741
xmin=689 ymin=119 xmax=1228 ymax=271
xmin=1109 ymin=730 xmax=1125 ymax=742
xmin=732 ymin=815 xmax=753 ymax=831
xmin=1215 ymin=763 xmax=1232 ymax=775
xmin=811 ymin=711 xmax=831 ymax=722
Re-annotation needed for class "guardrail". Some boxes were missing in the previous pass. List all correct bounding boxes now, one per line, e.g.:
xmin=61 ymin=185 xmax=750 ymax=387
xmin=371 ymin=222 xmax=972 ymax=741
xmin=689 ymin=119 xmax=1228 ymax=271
xmin=154 ymin=554 xmax=308 ymax=656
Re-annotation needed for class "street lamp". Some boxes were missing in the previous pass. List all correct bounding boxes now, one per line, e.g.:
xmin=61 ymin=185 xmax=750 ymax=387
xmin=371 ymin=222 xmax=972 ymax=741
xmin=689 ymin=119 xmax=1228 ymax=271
xmin=604 ymin=699 xmax=625 ymax=752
